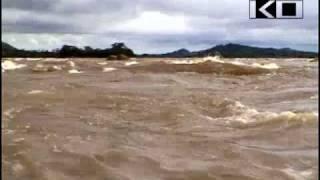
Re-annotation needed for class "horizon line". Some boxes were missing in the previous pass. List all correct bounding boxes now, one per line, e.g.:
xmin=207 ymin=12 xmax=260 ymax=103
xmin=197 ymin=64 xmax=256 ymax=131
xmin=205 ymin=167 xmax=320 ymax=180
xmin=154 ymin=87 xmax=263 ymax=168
xmin=2 ymin=41 xmax=318 ymax=54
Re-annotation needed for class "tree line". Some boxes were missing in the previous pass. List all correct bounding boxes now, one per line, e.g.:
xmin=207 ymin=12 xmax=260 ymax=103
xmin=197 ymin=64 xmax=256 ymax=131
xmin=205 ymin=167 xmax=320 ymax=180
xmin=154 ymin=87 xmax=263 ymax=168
xmin=2 ymin=42 xmax=135 ymax=58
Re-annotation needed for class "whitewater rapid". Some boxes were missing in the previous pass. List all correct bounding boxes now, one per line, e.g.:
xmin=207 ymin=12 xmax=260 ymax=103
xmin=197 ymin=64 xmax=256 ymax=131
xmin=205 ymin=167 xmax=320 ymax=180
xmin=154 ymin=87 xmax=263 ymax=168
xmin=2 ymin=57 xmax=318 ymax=180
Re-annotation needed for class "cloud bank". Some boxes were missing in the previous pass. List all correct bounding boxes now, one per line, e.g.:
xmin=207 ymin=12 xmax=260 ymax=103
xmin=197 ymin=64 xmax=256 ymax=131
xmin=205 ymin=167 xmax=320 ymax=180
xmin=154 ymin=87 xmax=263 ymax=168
xmin=2 ymin=0 xmax=318 ymax=53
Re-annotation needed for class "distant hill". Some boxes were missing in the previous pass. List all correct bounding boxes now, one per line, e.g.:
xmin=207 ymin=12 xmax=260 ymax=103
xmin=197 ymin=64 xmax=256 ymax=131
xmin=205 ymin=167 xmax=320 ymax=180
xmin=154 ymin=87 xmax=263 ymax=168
xmin=2 ymin=42 xmax=58 ymax=58
xmin=158 ymin=48 xmax=191 ymax=58
xmin=2 ymin=42 xmax=17 ymax=51
xmin=2 ymin=42 xmax=317 ymax=58
xmin=2 ymin=42 xmax=19 ymax=57
xmin=144 ymin=43 xmax=318 ymax=58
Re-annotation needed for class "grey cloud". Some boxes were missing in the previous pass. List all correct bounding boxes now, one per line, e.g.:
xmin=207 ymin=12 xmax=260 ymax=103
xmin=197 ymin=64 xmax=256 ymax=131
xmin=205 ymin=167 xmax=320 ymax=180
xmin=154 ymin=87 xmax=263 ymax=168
xmin=2 ymin=21 xmax=76 ymax=34
xmin=1 ymin=0 xmax=318 ymax=52
xmin=1 ymin=0 xmax=55 ymax=13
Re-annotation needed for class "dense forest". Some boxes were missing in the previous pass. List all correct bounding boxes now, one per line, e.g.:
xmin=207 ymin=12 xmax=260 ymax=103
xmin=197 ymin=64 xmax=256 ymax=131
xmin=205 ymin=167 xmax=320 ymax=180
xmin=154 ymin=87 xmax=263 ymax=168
xmin=2 ymin=42 xmax=135 ymax=58
xmin=2 ymin=42 xmax=318 ymax=58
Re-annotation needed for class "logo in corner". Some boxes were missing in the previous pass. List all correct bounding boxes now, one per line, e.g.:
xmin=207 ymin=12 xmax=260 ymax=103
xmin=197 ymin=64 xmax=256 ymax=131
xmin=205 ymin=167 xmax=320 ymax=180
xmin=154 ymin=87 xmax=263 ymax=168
xmin=250 ymin=0 xmax=303 ymax=19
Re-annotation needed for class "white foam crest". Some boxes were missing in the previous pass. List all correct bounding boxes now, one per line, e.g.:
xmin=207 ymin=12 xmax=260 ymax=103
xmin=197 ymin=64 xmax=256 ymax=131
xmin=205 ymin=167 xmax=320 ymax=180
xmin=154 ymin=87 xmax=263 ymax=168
xmin=52 ymin=65 xmax=63 ymax=71
xmin=33 ymin=64 xmax=45 ymax=69
xmin=44 ymin=58 xmax=68 ymax=62
xmin=310 ymin=95 xmax=318 ymax=100
xmin=68 ymin=69 xmax=83 ymax=74
xmin=103 ymin=67 xmax=117 ymax=72
xmin=167 ymin=57 xmax=280 ymax=72
xmin=3 ymin=108 xmax=23 ymax=120
xmin=2 ymin=60 xmax=27 ymax=71
xmin=219 ymin=99 xmax=317 ymax=124
xmin=98 ymin=62 xmax=108 ymax=65
xmin=224 ymin=100 xmax=260 ymax=124
xmin=167 ymin=56 xmax=224 ymax=65
xmin=228 ymin=59 xmax=280 ymax=70
xmin=251 ymin=63 xmax=280 ymax=70
xmin=203 ymin=56 xmax=225 ymax=63
xmin=68 ymin=61 xmax=76 ymax=68
xmin=255 ymin=110 xmax=316 ymax=124
xmin=168 ymin=59 xmax=199 ymax=64
xmin=282 ymin=168 xmax=313 ymax=180
xmin=230 ymin=61 xmax=246 ymax=66
xmin=13 ymin=58 xmax=25 ymax=61
xmin=32 ymin=64 xmax=63 ymax=72
xmin=309 ymin=58 xmax=318 ymax=63
xmin=125 ymin=61 xmax=139 ymax=66
xmin=26 ymin=58 xmax=42 ymax=61
xmin=28 ymin=90 xmax=44 ymax=94
xmin=285 ymin=58 xmax=297 ymax=62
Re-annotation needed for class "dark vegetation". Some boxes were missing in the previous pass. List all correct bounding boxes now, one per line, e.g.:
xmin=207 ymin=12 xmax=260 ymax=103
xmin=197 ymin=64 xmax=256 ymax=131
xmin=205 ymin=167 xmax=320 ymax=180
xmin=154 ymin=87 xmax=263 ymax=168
xmin=2 ymin=42 xmax=135 ymax=58
xmin=2 ymin=42 xmax=317 ymax=58
xmin=143 ymin=43 xmax=318 ymax=58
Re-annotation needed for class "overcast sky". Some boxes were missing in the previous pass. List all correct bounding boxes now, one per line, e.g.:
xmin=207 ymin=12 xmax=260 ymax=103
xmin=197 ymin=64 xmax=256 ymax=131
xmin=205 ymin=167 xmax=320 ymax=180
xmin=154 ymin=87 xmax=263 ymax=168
xmin=2 ymin=0 xmax=319 ymax=53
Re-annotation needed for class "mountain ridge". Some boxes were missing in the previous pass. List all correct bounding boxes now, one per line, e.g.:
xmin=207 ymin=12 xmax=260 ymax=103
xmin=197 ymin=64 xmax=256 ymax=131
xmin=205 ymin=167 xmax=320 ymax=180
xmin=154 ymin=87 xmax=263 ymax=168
xmin=2 ymin=42 xmax=317 ymax=58
xmin=144 ymin=43 xmax=317 ymax=58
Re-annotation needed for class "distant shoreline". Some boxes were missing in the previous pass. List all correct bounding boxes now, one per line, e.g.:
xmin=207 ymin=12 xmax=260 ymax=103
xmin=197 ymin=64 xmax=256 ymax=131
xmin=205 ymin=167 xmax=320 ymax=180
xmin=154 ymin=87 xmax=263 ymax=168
xmin=2 ymin=42 xmax=318 ymax=59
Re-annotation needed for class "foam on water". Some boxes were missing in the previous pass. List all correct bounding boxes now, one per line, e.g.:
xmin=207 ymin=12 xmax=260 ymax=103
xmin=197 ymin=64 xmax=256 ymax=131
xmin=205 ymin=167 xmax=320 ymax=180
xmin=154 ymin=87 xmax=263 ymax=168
xmin=166 ymin=56 xmax=280 ymax=73
xmin=2 ymin=58 xmax=317 ymax=180
xmin=12 ymin=58 xmax=25 ymax=61
xmin=215 ymin=99 xmax=317 ymax=126
xmin=97 ymin=62 xmax=108 ymax=65
xmin=168 ymin=56 xmax=224 ymax=65
xmin=32 ymin=64 xmax=63 ymax=72
xmin=68 ymin=61 xmax=76 ymax=68
xmin=3 ymin=108 xmax=24 ymax=121
xmin=78 ymin=56 xmax=282 ymax=76
xmin=28 ymin=90 xmax=44 ymax=94
xmin=66 ymin=61 xmax=83 ymax=74
xmin=168 ymin=59 xmax=204 ymax=64
xmin=203 ymin=56 xmax=225 ymax=63
xmin=52 ymin=65 xmax=63 ymax=70
xmin=68 ymin=69 xmax=83 ymax=74
xmin=251 ymin=63 xmax=280 ymax=70
xmin=125 ymin=61 xmax=139 ymax=66
xmin=44 ymin=58 xmax=69 ymax=62
xmin=103 ymin=67 xmax=117 ymax=72
xmin=282 ymin=168 xmax=313 ymax=180
xmin=2 ymin=60 xmax=27 ymax=71
xmin=310 ymin=95 xmax=318 ymax=100
xmin=230 ymin=61 xmax=246 ymax=66
xmin=309 ymin=58 xmax=318 ymax=63
xmin=26 ymin=58 xmax=42 ymax=61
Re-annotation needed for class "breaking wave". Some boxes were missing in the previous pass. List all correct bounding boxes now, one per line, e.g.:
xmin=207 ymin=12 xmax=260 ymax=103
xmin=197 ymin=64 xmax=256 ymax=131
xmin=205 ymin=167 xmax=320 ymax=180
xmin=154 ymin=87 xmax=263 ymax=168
xmin=27 ymin=90 xmax=44 ymax=94
xmin=68 ymin=69 xmax=83 ymax=74
xmin=103 ymin=67 xmax=117 ymax=72
xmin=44 ymin=58 xmax=69 ymax=62
xmin=125 ymin=61 xmax=139 ymax=66
xmin=2 ymin=60 xmax=27 ymax=71
xmin=210 ymin=99 xmax=317 ymax=128
xmin=2 ymin=57 xmax=317 ymax=180
xmin=97 ymin=62 xmax=108 ymax=65
xmin=128 ymin=56 xmax=280 ymax=75
xmin=169 ymin=56 xmax=279 ymax=70
xmin=26 ymin=58 xmax=42 ymax=61
xmin=31 ymin=64 xmax=63 ymax=72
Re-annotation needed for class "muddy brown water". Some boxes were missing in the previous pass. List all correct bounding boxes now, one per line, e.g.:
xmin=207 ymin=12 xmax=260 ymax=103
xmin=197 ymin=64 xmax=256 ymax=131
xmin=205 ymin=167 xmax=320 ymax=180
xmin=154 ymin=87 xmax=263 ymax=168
xmin=2 ymin=58 xmax=318 ymax=180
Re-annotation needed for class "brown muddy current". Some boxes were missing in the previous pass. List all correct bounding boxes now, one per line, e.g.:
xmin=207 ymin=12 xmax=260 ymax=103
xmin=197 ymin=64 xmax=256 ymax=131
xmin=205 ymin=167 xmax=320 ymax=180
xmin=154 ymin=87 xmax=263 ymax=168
xmin=1 ymin=57 xmax=319 ymax=180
